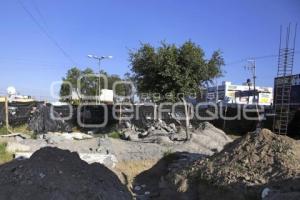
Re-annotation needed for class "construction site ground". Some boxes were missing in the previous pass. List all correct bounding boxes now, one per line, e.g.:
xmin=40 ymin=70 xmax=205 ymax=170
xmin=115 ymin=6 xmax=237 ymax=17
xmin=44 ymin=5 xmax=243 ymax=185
xmin=0 ymin=123 xmax=300 ymax=200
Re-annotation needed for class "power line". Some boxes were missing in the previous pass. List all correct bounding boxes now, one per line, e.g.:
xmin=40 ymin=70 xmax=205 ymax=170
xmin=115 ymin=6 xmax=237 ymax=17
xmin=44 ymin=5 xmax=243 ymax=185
xmin=225 ymin=51 xmax=300 ymax=66
xmin=17 ymin=0 xmax=78 ymax=66
xmin=31 ymin=0 xmax=49 ymax=29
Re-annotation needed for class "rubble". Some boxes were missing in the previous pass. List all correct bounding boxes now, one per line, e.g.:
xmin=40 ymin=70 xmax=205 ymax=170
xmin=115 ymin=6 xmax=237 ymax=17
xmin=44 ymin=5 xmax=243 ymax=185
xmin=120 ymin=119 xmax=232 ymax=152
xmin=0 ymin=147 xmax=131 ymax=200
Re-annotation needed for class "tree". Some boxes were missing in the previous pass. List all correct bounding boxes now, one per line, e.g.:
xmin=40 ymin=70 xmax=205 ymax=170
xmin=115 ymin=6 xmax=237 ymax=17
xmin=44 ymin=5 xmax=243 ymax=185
xmin=129 ymin=41 xmax=224 ymax=101
xmin=129 ymin=41 xmax=224 ymax=140
xmin=60 ymin=67 xmax=125 ymax=103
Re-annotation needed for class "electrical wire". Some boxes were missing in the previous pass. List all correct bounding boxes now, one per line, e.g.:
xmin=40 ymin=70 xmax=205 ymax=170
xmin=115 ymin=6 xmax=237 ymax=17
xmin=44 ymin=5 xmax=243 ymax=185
xmin=17 ymin=0 xmax=78 ymax=66
xmin=225 ymin=51 xmax=300 ymax=66
xmin=31 ymin=0 xmax=49 ymax=29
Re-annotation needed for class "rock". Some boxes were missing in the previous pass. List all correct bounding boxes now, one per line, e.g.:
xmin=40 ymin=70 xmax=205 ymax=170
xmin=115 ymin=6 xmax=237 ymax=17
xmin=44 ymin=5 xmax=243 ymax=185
xmin=78 ymin=153 xmax=118 ymax=168
xmin=128 ymin=134 xmax=139 ymax=141
xmin=169 ymin=123 xmax=177 ymax=132
xmin=14 ymin=152 xmax=33 ymax=160
xmin=139 ymin=131 xmax=149 ymax=137
xmin=70 ymin=132 xmax=93 ymax=140
xmin=46 ymin=138 xmax=54 ymax=144
xmin=124 ymin=121 xmax=131 ymax=128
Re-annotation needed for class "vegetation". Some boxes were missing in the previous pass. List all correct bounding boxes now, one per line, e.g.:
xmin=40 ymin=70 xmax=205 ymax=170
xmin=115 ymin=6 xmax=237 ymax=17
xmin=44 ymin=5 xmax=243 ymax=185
xmin=59 ymin=67 xmax=128 ymax=102
xmin=108 ymin=130 xmax=121 ymax=139
xmin=0 ymin=124 xmax=36 ymax=140
xmin=10 ymin=124 xmax=32 ymax=134
xmin=0 ymin=143 xmax=13 ymax=164
xmin=0 ymin=126 xmax=8 ymax=135
xmin=129 ymin=40 xmax=224 ymax=102
xmin=129 ymin=40 xmax=224 ymax=140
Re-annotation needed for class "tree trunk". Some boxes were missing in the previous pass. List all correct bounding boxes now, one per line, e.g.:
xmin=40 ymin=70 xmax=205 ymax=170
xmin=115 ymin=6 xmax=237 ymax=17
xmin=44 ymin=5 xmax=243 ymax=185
xmin=182 ymin=98 xmax=190 ymax=141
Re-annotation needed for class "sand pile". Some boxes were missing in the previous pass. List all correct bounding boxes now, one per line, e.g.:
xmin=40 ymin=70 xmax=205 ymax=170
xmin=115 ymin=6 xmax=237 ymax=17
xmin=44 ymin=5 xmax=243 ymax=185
xmin=0 ymin=147 xmax=131 ymax=200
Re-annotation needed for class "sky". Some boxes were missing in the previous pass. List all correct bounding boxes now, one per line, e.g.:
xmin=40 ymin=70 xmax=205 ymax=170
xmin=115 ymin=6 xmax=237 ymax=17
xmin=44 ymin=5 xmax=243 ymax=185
xmin=0 ymin=0 xmax=299 ymax=100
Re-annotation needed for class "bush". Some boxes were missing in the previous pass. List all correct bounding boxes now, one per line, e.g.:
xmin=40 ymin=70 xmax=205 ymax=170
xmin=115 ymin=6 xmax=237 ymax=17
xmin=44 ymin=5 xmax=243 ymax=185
xmin=108 ymin=130 xmax=121 ymax=139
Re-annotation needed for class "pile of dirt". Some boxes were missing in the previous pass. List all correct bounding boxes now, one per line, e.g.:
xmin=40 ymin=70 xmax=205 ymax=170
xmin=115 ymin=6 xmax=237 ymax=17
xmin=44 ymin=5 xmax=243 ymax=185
xmin=0 ymin=147 xmax=131 ymax=200
xmin=162 ymin=129 xmax=300 ymax=200
xmin=194 ymin=129 xmax=300 ymax=187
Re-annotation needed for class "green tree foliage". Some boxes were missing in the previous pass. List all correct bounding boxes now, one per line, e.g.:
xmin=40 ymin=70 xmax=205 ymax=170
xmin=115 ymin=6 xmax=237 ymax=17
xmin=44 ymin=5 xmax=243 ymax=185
xmin=129 ymin=41 xmax=224 ymax=101
xmin=60 ymin=67 xmax=126 ymax=102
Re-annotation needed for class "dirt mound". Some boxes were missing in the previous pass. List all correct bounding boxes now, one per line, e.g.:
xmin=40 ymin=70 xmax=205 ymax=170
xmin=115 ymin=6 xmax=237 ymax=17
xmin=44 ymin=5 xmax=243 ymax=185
xmin=0 ymin=147 xmax=131 ymax=200
xmin=195 ymin=129 xmax=300 ymax=187
xmin=160 ymin=129 xmax=300 ymax=200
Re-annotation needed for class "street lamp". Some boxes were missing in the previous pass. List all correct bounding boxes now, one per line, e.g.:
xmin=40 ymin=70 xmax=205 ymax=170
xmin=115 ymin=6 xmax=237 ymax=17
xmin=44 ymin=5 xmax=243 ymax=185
xmin=87 ymin=54 xmax=113 ymax=104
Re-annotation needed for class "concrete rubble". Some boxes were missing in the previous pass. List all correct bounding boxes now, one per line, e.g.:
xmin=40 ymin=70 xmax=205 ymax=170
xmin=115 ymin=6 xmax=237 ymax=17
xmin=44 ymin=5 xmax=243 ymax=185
xmin=120 ymin=120 xmax=232 ymax=155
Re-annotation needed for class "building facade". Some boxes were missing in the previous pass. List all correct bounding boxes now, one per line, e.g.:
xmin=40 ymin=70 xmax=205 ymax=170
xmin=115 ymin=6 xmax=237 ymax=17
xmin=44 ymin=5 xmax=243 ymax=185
xmin=274 ymin=73 xmax=300 ymax=107
xmin=206 ymin=81 xmax=273 ymax=105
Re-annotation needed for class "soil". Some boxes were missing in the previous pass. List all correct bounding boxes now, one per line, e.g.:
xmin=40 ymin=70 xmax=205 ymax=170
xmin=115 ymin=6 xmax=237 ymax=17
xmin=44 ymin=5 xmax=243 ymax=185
xmin=161 ymin=129 xmax=300 ymax=200
xmin=1 ymin=127 xmax=299 ymax=200
xmin=0 ymin=147 xmax=131 ymax=200
xmin=194 ymin=129 xmax=300 ymax=187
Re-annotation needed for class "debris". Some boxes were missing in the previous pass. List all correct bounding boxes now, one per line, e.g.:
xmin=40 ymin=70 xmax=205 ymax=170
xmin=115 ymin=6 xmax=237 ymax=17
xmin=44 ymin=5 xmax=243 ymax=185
xmin=121 ymin=119 xmax=231 ymax=153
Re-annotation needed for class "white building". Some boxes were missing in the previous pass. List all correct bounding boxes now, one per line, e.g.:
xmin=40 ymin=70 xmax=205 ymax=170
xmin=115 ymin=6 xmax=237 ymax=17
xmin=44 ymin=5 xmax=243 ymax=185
xmin=205 ymin=81 xmax=273 ymax=106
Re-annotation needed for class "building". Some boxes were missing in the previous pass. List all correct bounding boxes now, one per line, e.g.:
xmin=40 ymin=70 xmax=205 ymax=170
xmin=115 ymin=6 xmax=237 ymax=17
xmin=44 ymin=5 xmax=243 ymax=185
xmin=273 ymin=73 xmax=300 ymax=135
xmin=205 ymin=81 xmax=273 ymax=105
xmin=274 ymin=73 xmax=300 ymax=107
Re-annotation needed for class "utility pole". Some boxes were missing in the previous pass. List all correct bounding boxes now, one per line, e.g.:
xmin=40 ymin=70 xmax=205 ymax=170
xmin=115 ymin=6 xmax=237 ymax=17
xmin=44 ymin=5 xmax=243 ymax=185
xmin=215 ymin=78 xmax=219 ymax=103
xmin=87 ymin=55 xmax=113 ymax=104
xmin=246 ymin=59 xmax=257 ymax=103
xmin=5 ymin=96 xmax=9 ymax=133
xmin=246 ymin=59 xmax=261 ymax=131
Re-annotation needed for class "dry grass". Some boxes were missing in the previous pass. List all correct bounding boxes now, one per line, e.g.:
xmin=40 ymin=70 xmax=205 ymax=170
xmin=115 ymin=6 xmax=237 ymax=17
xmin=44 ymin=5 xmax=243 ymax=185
xmin=0 ymin=143 xmax=13 ymax=164
xmin=114 ymin=159 xmax=158 ymax=188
